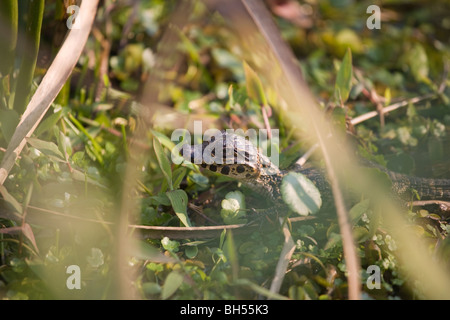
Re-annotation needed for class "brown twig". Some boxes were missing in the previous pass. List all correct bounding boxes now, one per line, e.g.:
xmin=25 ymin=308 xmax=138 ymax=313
xmin=269 ymin=219 xmax=296 ymax=296
xmin=24 ymin=202 xmax=316 ymax=239
xmin=350 ymin=93 xmax=435 ymax=126
xmin=410 ymin=200 xmax=450 ymax=212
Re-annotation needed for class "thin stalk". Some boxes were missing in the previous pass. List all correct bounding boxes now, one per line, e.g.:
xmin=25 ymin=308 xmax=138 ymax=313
xmin=0 ymin=0 xmax=18 ymax=109
xmin=12 ymin=0 xmax=45 ymax=114
xmin=0 ymin=0 xmax=18 ymax=76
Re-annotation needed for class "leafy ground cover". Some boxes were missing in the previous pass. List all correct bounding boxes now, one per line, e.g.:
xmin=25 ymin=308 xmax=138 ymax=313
xmin=0 ymin=0 xmax=449 ymax=300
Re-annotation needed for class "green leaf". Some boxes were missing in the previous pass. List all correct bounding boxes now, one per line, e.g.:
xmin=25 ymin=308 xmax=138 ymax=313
xmin=428 ymin=138 xmax=444 ymax=165
xmin=151 ymin=130 xmax=176 ymax=150
xmin=129 ymin=239 xmax=175 ymax=263
xmin=396 ymin=126 xmax=417 ymax=146
xmin=243 ymin=61 xmax=267 ymax=106
xmin=220 ymin=191 xmax=247 ymax=224
xmin=161 ymin=271 xmax=184 ymax=300
xmin=142 ymin=282 xmax=161 ymax=295
xmin=172 ymin=167 xmax=187 ymax=190
xmin=0 ymin=185 xmax=23 ymax=217
xmin=68 ymin=113 xmax=104 ymax=165
xmin=353 ymin=226 xmax=370 ymax=243
xmin=406 ymin=43 xmax=429 ymax=82
xmin=56 ymin=129 xmax=72 ymax=161
xmin=211 ymin=48 xmax=244 ymax=80
xmin=227 ymin=84 xmax=235 ymax=110
xmin=297 ymin=225 xmax=315 ymax=237
xmin=189 ymin=173 xmax=209 ymax=189
xmin=26 ymin=137 xmax=65 ymax=161
xmin=153 ymin=137 xmax=173 ymax=191
xmin=166 ymin=189 xmax=191 ymax=227
xmin=146 ymin=262 xmax=164 ymax=273
xmin=71 ymin=169 xmax=107 ymax=189
xmin=0 ymin=108 xmax=19 ymax=142
xmin=35 ymin=109 xmax=62 ymax=137
xmin=281 ymin=172 xmax=322 ymax=216
xmin=86 ymin=248 xmax=104 ymax=268
xmin=349 ymin=199 xmax=370 ymax=222
xmin=334 ymin=48 xmax=353 ymax=103
xmin=161 ymin=236 xmax=180 ymax=253
xmin=227 ymin=84 xmax=248 ymax=110
xmin=136 ymin=240 xmax=169 ymax=258
xmin=184 ymin=245 xmax=198 ymax=259
xmin=324 ymin=232 xmax=341 ymax=250
xmin=150 ymin=194 xmax=171 ymax=206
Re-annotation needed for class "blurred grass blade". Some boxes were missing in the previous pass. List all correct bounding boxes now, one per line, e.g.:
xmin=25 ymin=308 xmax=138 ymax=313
xmin=0 ymin=0 xmax=18 ymax=110
xmin=13 ymin=0 xmax=45 ymax=114
xmin=239 ymin=0 xmax=361 ymax=299
xmin=153 ymin=137 xmax=173 ymax=190
xmin=243 ymin=61 xmax=267 ymax=106
xmin=68 ymin=113 xmax=104 ymax=165
xmin=225 ymin=230 xmax=239 ymax=281
xmin=0 ymin=0 xmax=18 ymax=77
xmin=384 ymin=87 xmax=391 ymax=107
xmin=0 ymin=0 xmax=100 ymax=185
xmin=0 ymin=108 xmax=20 ymax=142
xmin=334 ymin=48 xmax=353 ymax=104
xmin=0 ymin=185 xmax=22 ymax=217
xmin=233 ymin=279 xmax=288 ymax=300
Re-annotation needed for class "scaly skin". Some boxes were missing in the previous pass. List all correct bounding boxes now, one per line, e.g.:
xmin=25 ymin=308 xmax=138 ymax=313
xmin=237 ymin=163 xmax=450 ymax=210
xmin=185 ymin=131 xmax=450 ymax=208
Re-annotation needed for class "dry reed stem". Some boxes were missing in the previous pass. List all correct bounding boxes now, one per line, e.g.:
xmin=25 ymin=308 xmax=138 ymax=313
xmin=240 ymin=0 xmax=361 ymax=299
xmin=0 ymin=0 xmax=99 ymax=185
